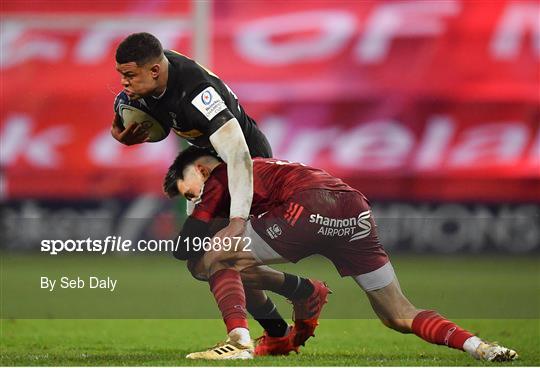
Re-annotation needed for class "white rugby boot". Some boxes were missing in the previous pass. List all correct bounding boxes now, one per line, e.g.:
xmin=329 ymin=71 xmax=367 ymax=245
xmin=465 ymin=336 xmax=518 ymax=362
xmin=186 ymin=339 xmax=254 ymax=360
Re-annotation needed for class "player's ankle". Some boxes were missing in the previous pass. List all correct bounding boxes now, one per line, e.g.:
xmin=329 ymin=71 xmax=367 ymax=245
xmin=463 ymin=336 xmax=483 ymax=355
xmin=228 ymin=327 xmax=251 ymax=346
xmin=248 ymin=297 xmax=288 ymax=337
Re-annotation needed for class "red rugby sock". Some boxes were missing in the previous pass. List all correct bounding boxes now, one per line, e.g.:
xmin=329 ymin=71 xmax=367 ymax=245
xmin=412 ymin=310 xmax=474 ymax=350
xmin=209 ymin=269 xmax=248 ymax=333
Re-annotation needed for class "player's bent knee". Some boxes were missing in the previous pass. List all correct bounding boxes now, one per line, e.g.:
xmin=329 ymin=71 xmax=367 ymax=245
xmin=203 ymin=249 xmax=243 ymax=276
xmin=202 ymin=249 xmax=228 ymax=266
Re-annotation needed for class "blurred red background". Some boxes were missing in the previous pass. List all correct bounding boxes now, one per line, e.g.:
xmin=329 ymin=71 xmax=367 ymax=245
xmin=1 ymin=0 xmax=539 ymax=202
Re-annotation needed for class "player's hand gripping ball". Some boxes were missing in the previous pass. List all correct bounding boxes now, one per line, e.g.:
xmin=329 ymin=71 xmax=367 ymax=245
xmin=118 ymin=104 xmax=170 ymax=142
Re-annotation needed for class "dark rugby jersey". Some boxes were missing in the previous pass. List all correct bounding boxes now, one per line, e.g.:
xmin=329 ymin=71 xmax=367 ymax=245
xmin=192 ymin=159 xmax=360 ymax=222
xmin=114 ymin=50 xmax=271 ymax=158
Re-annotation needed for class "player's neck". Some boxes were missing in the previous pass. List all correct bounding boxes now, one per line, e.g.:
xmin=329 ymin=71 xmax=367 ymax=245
xmin=198 ymin=158 xmax=222 ymax=180
xmin=206 ymin=160 xmax=222 ymax=174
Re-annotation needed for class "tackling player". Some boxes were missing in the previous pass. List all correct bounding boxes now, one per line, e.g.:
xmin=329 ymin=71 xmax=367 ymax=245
xmin=163 ymin=146 xmax=518 ymax=362
xmin=110 ymin=32 xmax=304 ymax=353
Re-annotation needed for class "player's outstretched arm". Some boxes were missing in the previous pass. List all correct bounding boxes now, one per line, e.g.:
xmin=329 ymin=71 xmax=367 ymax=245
xmin=209 ymin=118 xmax=253 ymax=238
xmin=110 ymin=113 xmax=150 ymax=146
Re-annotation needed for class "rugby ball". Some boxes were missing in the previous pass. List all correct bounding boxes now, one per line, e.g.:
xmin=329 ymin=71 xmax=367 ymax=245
xmin=118 ymin=104 xmax=170 ymax=142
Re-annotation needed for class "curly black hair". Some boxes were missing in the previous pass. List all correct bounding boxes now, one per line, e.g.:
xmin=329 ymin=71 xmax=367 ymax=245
xmin=115 ymin=32 xmax=163 ymax=66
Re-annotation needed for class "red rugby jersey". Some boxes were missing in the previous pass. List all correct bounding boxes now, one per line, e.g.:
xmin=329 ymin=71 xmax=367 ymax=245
xmin=192 ymin=158 xmax=358 ymax=222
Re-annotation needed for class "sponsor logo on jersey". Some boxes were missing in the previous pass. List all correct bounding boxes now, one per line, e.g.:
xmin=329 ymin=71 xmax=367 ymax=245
xmin=192 ymin=87 xmax=227 ymax=120
xmin=266 ymin=224 xmax=282 ymax=239
xmin=309 ymin=210 xmax=372 ymax=242
xmin=283 ymin=202 xmax=304 ymax=226
xmin=201 ymin=91 xmax=212 ymax=105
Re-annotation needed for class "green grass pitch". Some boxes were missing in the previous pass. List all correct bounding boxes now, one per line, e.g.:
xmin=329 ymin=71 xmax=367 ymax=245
xmin=1 ymin=254 xmax=539 ymax=366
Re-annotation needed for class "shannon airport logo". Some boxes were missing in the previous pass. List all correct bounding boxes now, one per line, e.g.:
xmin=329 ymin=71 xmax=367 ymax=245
xmin=309 ymin=210 xmax=372 ymax=242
